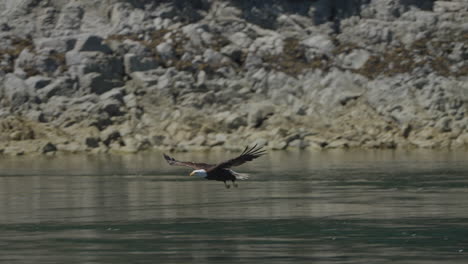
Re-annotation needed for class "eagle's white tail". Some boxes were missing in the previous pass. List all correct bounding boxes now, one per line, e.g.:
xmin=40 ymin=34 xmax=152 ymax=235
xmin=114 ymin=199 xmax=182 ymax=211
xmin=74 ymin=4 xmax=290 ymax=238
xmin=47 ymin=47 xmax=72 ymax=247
xmin=230 ymin=170 xmax=249 ymax=180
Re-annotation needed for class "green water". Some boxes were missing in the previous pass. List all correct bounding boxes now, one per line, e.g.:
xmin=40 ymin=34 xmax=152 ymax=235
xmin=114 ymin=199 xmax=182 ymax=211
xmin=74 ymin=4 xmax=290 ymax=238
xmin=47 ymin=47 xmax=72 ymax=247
xmin=0 ymin=150 xmax=467 ymax=263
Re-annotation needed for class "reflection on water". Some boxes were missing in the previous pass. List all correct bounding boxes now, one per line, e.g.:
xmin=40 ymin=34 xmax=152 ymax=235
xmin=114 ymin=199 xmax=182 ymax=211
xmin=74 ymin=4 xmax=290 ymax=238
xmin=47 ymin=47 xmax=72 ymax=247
xmin=0 ymin=150 xmax=467 ymax=263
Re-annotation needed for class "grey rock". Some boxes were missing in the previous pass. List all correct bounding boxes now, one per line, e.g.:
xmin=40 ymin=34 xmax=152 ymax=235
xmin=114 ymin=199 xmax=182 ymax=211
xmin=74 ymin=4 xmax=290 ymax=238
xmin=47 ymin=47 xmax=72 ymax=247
xmin=25 ymin=110 xmax=46 ymax=122
xmin=66 ymin=51 xmax=124 ymax=81
xmin=271 ymin=141 xmax=288 ymax=150
xmin=248 ymin=102 xmax=275 ymax=127
xmin=339 ymin=49 xmax=370 ymax=70
xmin=130 ymin=70 xmax=159 ymax=87
xmin=156 ymin=42 xmax=174 ymax=60
xmin=99 ymin=98 xmax=124 ymax=117
xmin=123 ymin=93 xmax=137 ymax=108
xmin=244 ymin=53 xmax=263 ymax=69
xmin=302 ymin=34 xmax=335 ymax=59
xmin=288 ymin=139 xmax=309 ymax=149
xmin=73 ymin=35 xmax=112 ymax=54
xmin=100 ymin=88 xmax=124 ymax=103
xmin=221 ymin=44 xmax=243 ymax=63
xmin=34 ymin=37 xmax=76 ymax=53
xmin=313 ymin=69 xmax=366 ymax=109
xmin=39 ymin=77 xmax=76 ymax=99
xmin=79 ymin=72 xmax=114 ymax=95
xmin=42 ymin=142 xmax=57 ymax=153
xmin=327 ymin=139 xmax=350 ymax=149
xmin=225 ymin=113 xmax=247 ymax=130
xmin=182 ymin=24 xmax=206 ymax=47
xmin=85 ymin=137 xmax=100 ymax=148
xmin=124 ymin=53 xmax=158 ymax=74
xmin=203 ymin=49 xmax=225 ymax=66
xmin=154 ymin=17 xmax=173 ymax=30
xmin=14 ymin=48 xmax=36 ymax=74
xmin=25 ymin=76 xmax=52 ymax=90
xmin=3 ymin=73 xmax=30 ymax=101
xmin=101 ymin=129 xmax=121 ymax=146
xmin=54 ymin=2 xmax=84 ymax=33
xmin=228 ymin=32 xmax=253 ymax=48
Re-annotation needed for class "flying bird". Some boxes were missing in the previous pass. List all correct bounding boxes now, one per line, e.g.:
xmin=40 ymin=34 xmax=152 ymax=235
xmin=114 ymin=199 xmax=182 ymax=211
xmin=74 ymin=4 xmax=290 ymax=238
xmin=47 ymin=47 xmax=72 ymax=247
xmin=163 ymin=145 xmax=265 ymax=188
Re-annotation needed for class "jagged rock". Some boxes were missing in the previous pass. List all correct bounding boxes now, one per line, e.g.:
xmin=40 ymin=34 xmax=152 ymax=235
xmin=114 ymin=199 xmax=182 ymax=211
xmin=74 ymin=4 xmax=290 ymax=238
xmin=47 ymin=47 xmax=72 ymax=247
xmin=339 ymin=49 xmax=370 ymax=70
xmin=130 ymin=70 xmax=159 ymax=87
xmin=39 ymin=77 xmax=76 ymax=100
xmin=54 ymin=1 xmax=84 ymax=33
xmin=221 ymin=44 xmax=243 ymax=63
xmin=225 ymin=114 xmax=247 ymax=130
xmin=271 ymin=141 xmax=288 ymax=150
xmin=315 ymin=69 xmax=366 ymax=109
xmin=42 ymin=142 xmax=57 ymax=153
xmin=101 ymin=129 xmax=121 ymax=146
xmin=2 ymin=73 xmax=32 ymax=110
xmin=73 ymin=35 xmax=111 ymax=54
xmin=288 ymin=139 xmax=309 ymax=149
xmin=302 ymin=34 xmax=335 ymax=59
xmin=124 ymin=53 xmax=158 ymax=73
xmin=99 ymin=98 xmax=124 ymax=117
xmin=0 ymin=0 xmax=467 ymax=154
xmin=248 ymin=103 xmax=275 ymax=127
xmin=156 ymin=42 xmax=174 ymax=60
xmin=34 ymin=37 xmax=76 ymax=53
xmin=100 ymin=88 xmax=124 ymax=103
xmin=203 ymin=49 xmax=226 ymax=67
xmin=123 ymin=93 xmax=137 ymax=108
xmin=25 ymin=76 xmax=52 ymax=90
xmin=85 ymin=137 xmax=100 ymax=148
xmin=66 ymin=51 xmax=124 ymax=81
xmin=24 ymin=110 xmax=46 ymax=123
xmin=327 ymin=139 xmax=350 ymax=149
xmin=79 ymin=72 xmax=113 ymax=95
xmin=228 ymin=32 xmax=253 ymax=48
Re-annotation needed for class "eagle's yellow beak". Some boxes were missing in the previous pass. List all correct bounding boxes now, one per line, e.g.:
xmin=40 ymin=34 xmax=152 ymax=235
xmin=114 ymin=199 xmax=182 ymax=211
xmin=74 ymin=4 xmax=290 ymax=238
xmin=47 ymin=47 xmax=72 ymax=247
xmin=189 ymin=171 xmax=195 ymax=176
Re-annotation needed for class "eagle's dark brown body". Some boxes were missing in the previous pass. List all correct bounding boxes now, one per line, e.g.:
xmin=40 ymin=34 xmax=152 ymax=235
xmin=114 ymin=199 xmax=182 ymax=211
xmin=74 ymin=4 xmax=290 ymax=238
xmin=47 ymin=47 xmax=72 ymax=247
xmin=163 ymin=145 xmax=265 ymax=188
xmin=205 ymin=169 xmax=236 ymax=181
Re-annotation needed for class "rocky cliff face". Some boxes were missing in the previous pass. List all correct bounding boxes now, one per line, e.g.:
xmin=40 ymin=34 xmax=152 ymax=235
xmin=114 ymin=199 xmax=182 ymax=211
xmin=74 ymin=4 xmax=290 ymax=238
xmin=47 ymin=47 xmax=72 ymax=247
xmin=0 ymin=0 xmax=467 ymax=154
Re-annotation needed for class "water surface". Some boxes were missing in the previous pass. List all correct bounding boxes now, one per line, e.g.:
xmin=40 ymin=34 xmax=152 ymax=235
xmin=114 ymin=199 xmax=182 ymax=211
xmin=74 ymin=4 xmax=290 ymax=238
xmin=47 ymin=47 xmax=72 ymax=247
xmin=0 ymin=150 xmax=467 ymax=263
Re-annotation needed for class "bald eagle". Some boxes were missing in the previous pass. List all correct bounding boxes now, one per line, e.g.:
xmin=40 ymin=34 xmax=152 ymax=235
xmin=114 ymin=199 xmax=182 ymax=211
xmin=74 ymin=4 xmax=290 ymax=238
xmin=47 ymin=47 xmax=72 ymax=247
xmin=163 ymin=145 xmax=265 ymax=188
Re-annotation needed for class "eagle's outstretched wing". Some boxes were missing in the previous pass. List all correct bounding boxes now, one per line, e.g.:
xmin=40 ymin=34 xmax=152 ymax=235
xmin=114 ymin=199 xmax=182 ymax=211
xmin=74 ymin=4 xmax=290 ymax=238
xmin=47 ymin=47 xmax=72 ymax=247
xmin=209 ymin=144 xmax=266 ymax=171
xmin=163 ymin=154 xmax=214 ymax=170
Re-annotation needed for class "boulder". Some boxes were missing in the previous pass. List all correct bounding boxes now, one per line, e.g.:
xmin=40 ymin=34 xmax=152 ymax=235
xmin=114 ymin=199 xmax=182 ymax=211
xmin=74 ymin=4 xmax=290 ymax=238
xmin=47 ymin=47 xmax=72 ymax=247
xmin=3 ymin=73 xmax=30 ymax=100
xmin=42 ymin=142 xmax=57 ymax=153
xmin=302 ymin=34 xmax=335 ymax=60
xmin=73 ymin=35 xmax=112 ymax=54
xmin=34 ymin=37 xmax=76 ymax=53
xmin=25 ymin=76 xmax=52 ymax=90
xmin=54 ymin=2 xmax=84 ymax=33
xmin=99 ymin=98 xmax=124 ymax=117
xmin=221 ymin=44 xmax=243 ymax=63
xmin=228 ymin=32 xmax=253 ymax=48
xmin=156 ymin=42 xmax=174 ymax=60
xmin=130 ymin=70 xmax=159 ymax=87
xmin=101 ymin=129 xmax=121 ymax=146
xmin=203 ymin=49 xmax=226 ymax=67
xmin=85 ymin=137 xmax=100 ymax=148
xmin=39 ymin=77 xmax=76 ymax=100
xmin=123 ymin=53 xmax=158 ymax=73
xmin=248 ymin=103 xmax=275 ymax=127
xmin=79 ymin=72 xmax=114 ymax=95
xmin=339 ymin=49 xmax=370 ymax=70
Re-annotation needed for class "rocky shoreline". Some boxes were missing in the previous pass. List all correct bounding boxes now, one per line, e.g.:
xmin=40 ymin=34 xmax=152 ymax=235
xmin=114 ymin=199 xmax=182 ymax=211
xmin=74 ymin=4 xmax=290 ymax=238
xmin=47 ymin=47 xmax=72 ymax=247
xmin=0 ymin=0 xmax=467 ymax=155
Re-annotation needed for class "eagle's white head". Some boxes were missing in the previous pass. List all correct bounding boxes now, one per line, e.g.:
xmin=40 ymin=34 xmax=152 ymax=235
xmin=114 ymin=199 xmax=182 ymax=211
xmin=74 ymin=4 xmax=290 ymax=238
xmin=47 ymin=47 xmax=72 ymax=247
xmin=189 ymin=169 xmax=207 ymax=177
